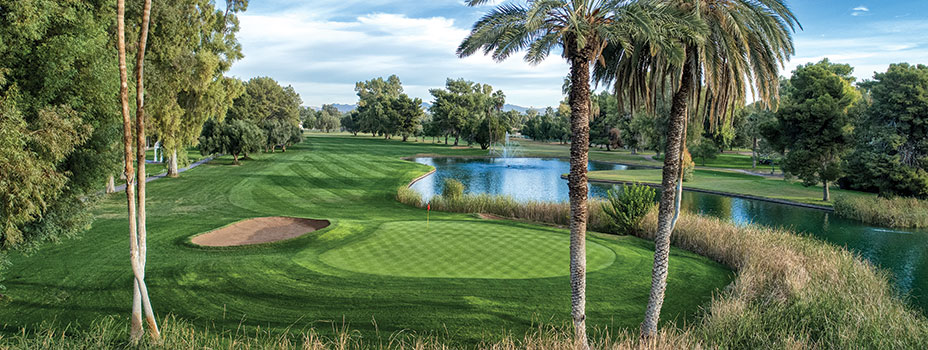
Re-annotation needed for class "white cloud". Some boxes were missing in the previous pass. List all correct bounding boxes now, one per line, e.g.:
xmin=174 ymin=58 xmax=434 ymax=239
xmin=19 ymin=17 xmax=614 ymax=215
xmin=227 ymin=8 xmax=568 ymax=107
xmin=851 ymin=5 xmax=870 ymax=16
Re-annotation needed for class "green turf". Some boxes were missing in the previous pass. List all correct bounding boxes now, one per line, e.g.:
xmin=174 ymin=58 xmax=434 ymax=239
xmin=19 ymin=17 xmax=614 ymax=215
xmin=587 ymin=168 xmax=874 ymax=207
xmin=0 ymin=133 xmax=732 ymax=345
xmin=320 ymin=221 xmax=616 ymax=279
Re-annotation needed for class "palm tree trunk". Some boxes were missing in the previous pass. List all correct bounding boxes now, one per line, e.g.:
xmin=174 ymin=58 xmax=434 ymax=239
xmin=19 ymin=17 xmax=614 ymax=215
xmin=567 ymin=52 xmax=592 ymax=350
xmin=134 ymin=0 xmax=159 ymax=340
xmin=641 ymin=50 xmax=694 ymax=338
xmin=115 ymin=0 xmax=143 ymax=342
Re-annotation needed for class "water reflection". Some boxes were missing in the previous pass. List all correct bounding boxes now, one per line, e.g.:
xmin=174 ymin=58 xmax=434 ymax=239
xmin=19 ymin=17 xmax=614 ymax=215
xmin=410 ymin=157 xmax=928 ymax=312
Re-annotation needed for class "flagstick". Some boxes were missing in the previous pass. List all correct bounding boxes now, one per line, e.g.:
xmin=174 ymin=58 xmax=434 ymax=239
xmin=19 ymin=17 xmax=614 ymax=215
xmin=427 ymin=202 xmax=430 ymax=233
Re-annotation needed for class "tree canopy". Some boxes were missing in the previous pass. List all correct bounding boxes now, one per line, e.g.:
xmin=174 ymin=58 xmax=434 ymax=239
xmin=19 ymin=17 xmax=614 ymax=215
xmin=843 ymin=63 xmax=928 ymax=198
xmin=765 ymin=59 xmax=858 ymax=201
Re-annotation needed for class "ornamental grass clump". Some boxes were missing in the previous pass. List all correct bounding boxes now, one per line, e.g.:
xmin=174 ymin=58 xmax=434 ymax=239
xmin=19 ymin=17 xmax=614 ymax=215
xmin=602 ymin=184 xmax=657 ymax=234
xmin=834 ymin=195 xmax=928 ymax=228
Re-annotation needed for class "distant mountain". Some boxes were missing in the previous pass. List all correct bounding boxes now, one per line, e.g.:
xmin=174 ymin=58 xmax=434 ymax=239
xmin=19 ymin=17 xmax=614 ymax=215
xmin=503 ymin=104 xmax=533 ymax=113
xmin=310 ymin=102 xmax=542 ymax=114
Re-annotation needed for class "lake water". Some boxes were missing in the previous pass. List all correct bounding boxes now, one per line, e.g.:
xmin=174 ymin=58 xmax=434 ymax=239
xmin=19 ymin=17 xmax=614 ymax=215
xmin=410 ymin=157 xmax=928 ymax=312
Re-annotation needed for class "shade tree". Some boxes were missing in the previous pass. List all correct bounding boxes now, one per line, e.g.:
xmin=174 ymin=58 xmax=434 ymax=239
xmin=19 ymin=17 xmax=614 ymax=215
xmin=145 ymin=0 xmax=246 ymax=177
xmin=765 ymin=59 xmax=858 ymax=201
xmin=842 ymin=63 xmax=928 ymax=198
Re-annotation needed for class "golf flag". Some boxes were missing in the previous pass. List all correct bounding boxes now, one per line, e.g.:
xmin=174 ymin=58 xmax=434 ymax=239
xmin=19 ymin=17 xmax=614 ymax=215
xmin=426 ymin=202 xmax=430 ymax=232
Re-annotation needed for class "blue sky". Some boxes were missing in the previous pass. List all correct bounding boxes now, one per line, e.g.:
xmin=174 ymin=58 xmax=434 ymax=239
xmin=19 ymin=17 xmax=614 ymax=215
xmin=226 ymin=1 xmax=928 ymax=108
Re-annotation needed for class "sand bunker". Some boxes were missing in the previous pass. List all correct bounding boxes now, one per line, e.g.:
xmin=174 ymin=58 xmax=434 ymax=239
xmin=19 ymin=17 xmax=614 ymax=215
xmin=191 ymin=217 xmax=330 ymax=247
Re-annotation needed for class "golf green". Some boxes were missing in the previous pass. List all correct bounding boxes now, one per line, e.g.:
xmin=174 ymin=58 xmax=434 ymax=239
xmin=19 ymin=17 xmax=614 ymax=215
xmin=320 ymin=221 xmax=616 ymax=279
xmin=0 ymin=133 xmax=733 ymax=344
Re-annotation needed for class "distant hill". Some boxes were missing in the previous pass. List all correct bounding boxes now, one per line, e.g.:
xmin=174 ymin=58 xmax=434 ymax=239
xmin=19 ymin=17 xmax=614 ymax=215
xmin=310 ymin=103 xmax=542 ymax=114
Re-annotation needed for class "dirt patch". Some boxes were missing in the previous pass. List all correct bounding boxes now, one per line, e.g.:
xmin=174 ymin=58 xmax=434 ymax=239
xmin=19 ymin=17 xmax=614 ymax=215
xmin=191 ymin=217 xmax=330 ymax=247
xmin=477 ymin=213 xmax=507 ymax=220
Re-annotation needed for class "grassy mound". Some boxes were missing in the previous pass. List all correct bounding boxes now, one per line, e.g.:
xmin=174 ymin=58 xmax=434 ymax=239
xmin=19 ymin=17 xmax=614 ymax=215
xmin=320 ymin=220 xmax=616 ymax=279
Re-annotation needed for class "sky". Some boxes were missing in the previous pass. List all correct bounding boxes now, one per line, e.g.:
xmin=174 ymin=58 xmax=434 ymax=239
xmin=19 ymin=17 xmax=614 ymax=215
xmin=225 ymin=1 xmax=928 ymax=108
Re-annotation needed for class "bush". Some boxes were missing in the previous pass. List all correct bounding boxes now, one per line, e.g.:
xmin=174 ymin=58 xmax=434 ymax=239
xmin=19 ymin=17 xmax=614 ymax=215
xmin=441 ymin=178 xmax=465 ymax=199
xmin=601 ymin=184 xmax=657 ymax=234
xmin=834 ymin=195 xmax=928 ymax=229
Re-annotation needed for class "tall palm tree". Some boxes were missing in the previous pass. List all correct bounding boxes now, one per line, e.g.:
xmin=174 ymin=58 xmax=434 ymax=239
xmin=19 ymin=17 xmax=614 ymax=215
xmin=618 ymin=0 xmax=799 ymax=338
xmin=458 ymin=1 xmax=661 ymax=348
xmin=117 ymin=0 xmax=159 ymax=343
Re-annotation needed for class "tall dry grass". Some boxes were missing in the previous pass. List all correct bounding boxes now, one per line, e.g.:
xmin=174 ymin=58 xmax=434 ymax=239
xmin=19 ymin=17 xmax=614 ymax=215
xmin=834 ymin=195 xmax=928 ymax=229
xmin=1 ymin=315 xmax=702 ymax=350
xmin=635 ymin=211 xmax=928 ymax=348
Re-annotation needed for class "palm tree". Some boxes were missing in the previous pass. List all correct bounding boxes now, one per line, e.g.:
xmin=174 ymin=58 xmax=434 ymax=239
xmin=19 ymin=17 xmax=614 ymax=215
xmin=610 ymin=0 xmax=799 ymax=338
xmin=458 ymin=1 xmax=662 ymax=348
xmin=117 ymin=0 xmax=159 ymax=343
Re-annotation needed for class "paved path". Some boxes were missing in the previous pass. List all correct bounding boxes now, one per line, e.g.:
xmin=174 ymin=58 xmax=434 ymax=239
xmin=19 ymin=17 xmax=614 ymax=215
xmin=109 ymin=155 xmax=218 ymax=193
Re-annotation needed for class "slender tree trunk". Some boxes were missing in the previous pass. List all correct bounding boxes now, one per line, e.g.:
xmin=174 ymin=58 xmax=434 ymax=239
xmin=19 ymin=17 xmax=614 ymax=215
xmin=233 ymin=153 xmax=239 ymax=165
xmin=106 ymin=176 xmax=116 ymax=193
xmin=823 ymin=180 xmax=830 ymax=201
xmin=166 ymin=149 xmax=178 ymax=177
xmin=566 ymin=48 xmax=592 ymax=350
xmin=641 ymin=50 xmax=694 ymax=338
xmin=116 ymin=1 xmax=144 ymax=342
xmin=132 ymin=0 xmax=159 ymax=342
xmin=751 ymin=137 xmax=758 ymax=169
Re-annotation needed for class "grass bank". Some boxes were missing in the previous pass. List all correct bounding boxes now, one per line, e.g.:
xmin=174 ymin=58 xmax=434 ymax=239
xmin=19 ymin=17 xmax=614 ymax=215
xmin=587 ymin=168 xmax=873 ymax=208
xmin=835 ymin=195 xmax=928 ymax=229
xmin=636 ymin=211 xmax=928 ymax=348
xmin=0 ymin=133 xmax=731 ymax=345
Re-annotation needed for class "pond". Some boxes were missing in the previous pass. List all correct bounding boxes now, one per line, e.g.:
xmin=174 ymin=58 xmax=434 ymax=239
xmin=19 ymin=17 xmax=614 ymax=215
xmin=409 ymin=157 xmax=928 ymax=312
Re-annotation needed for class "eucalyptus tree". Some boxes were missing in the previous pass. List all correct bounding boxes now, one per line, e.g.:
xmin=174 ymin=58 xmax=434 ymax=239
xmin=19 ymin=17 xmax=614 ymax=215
xmin=458 ymin=1 xmax=665 ymax=347
xmin=146 ymin=0 xmax=246 ymax=177
xmin=117 ymin=0 xmax=160 ymax=342
xmin=597 ymin=0 xmax=799 ymax=337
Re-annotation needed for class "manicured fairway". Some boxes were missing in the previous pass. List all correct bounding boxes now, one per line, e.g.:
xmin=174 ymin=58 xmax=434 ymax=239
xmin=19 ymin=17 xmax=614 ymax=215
xmin=320 ymin=221 xmax=616 ymax=279
xmin=0 ymin=133 xmax=732 ymax=345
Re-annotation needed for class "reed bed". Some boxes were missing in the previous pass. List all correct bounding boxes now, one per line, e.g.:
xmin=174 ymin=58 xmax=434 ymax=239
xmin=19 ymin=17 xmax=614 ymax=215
xmin=396 ymin=187 xmax=614 ymax=234
xmin=834 ymin=195 xmax=928 ymax=228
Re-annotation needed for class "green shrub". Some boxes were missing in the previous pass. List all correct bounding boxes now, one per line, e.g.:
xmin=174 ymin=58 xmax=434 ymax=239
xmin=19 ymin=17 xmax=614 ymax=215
xmin=834 ymin=195 xmax=928 ymax=229
xmin=441 ymin=178 xmax=465 ymax=199
xmin=601 ymin=184 xmax=657 ymax=234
